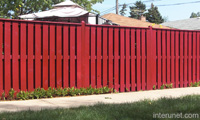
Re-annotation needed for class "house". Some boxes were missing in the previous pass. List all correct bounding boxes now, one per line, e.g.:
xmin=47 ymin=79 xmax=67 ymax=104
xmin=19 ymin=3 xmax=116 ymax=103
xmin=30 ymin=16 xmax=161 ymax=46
xmin=19 ymin=0 xmax=98 ymax=24
xmin=161 ymin=17 xmax=200 ymax=30
xmin=101 ymin=13 xmax=169 ymax=29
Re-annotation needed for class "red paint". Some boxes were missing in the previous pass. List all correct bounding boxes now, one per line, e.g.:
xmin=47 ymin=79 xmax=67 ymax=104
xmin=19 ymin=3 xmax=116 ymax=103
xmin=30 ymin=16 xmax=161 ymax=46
xmin=157 ymin=30 xmax=161 ymax=89
xmin=0 ymin=18 xmax=200 ymax=93
xmin=20 ymin=23 xmax=27 ymax=91
xmin=171 ymin=31 xmax=175 ymax=87
xmin=120 ymin=28 xmax=125 ymax=92
xmin=108 ymin=28 xmax=113 ymax=88
xmin=84 ymin=26 xmax=90 ymax=88
xmin=97 ymin=27 xmax=102 ymax=88
xmin=126 ymin=29 xmax=130 ymax=91
xmin=162 ymin=30 xmax=166 ymax=85
xmin=131 ymin=29 xmax=135 ymax=91
xmin=193 ymin=32 xmax=197 ymax=83
xmin=35 ymin=24 xmax=41 ymax=88
xmin=136 ymin=29 xmax=141 ymax=91
xmin=56 ymin=25 xmax=62 ymax=88
xmin=49 ymin=25 xmax=55 ymax=88
xmin=42 ymin=24 xmax=49 ymax=89
xmin=12 ymin=22 xmax=19 ymax=92
xmin=114 ymin=28 xmax=119 ymax=91
xmin=70 ymin=26 xmax=76 ymax=87
xmin=141 ymin=29 xmax=145 ymax=90
xmin=76 ymin=26 xmax=82 ymax=88
xmin=103 ymin=28 xmax=108 ymax=87
xmin=197 ymin=32 xmax=200 ymax=83
xmin=175 ymin=31 xmax=179 ymax=88
xmin=188 ymin=32 xmax=192 ymax=85
xmin=166 ymin=31 xmax=170 ymax=84
xmin=180 ymin=31 xmax=184 ymax=87
xmin=28 ymin=23 xmax=34 ymax=91
xmin=184 ymin=32 xmax=188 ymax=87
xmin=4 ymin=22 xmax=11 ymax=94
xmin=90 ymin=27 xmax=96 ymax=88
xmin=63 ymin=25 xmax=69 ymax=88
xmin=0 ymin=22 xmax=3 ymax=93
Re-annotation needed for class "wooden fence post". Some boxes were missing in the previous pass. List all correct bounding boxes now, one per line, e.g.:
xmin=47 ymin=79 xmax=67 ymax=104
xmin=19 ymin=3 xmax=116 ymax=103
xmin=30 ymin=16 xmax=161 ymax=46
xmin=147 ymin=26 xmax=156 ymax=90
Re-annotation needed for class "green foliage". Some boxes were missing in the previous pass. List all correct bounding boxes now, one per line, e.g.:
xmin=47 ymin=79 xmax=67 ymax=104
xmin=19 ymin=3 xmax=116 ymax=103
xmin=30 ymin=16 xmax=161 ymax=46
xmin=160 ymin=84 xmax=165 ymax=89
xmin=0 ymin=86 xmax=114 ymax=101
xmin=129 ymin=1 xmax=146 ymax=19
xmin=0 ymin=0 xmax=65 ymax=19
xmin=71 ymin=0 xmax=104 ymax=14
xmin=190 ymin=12 xmax=200 ymax=18
xmin=8 ymin=88 xmax=15 ymax=100
xmin=120 ymin=3 xmax=127 ymax=16
xmin=1 ymin=92 xmax=5 ymax=100
xmin=145 ymin=3 xmax=164 ymax=24
xmin=190 ymin=82 xmax=200 ymax=87
xmin=153 ymin=85 xmax=156 ymax=90
xmin=16 ymin=91 xmax=30 ymax=100
xmin=165 ymin=83 xmax=173 ymax=89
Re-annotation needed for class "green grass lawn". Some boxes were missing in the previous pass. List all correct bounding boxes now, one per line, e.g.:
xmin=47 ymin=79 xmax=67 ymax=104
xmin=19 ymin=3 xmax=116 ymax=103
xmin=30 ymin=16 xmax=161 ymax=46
xmin=1 ymin=95 xmax=200 ymax=120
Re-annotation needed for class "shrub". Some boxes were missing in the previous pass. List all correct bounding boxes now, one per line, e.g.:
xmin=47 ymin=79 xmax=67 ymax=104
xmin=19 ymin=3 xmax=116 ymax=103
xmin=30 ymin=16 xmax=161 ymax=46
xmin=1 ymin=86 xmax=116 ymax=101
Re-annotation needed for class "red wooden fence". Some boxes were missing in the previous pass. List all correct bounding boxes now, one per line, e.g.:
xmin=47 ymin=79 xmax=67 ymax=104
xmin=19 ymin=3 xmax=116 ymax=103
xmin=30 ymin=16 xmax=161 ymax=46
xmin=0 ymin=18 xmax=200 ymax=93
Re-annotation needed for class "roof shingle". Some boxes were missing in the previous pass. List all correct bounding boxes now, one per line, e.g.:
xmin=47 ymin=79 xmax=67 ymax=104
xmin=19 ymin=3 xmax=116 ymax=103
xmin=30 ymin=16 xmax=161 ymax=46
xmin=101 ymin=13 xmax=169 ymax=29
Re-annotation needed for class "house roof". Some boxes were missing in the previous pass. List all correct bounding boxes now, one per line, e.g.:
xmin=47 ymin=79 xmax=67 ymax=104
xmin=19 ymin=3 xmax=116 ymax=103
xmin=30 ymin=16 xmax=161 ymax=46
xmin=101 ymin=13 xmax=169 ymax=29
xmin=161 ymin=17 xmax=200 ymax=30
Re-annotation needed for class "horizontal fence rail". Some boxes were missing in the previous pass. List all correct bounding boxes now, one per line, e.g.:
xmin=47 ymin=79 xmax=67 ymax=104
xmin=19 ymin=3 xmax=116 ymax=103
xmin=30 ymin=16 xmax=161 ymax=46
xmin=0 ymin=18 xmax=200 ymax=93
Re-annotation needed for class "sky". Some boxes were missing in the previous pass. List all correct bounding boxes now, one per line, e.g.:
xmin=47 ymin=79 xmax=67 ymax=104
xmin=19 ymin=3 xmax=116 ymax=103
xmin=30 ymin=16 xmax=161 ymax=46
xmin=93 ymin=0 xmax=200 ymax=22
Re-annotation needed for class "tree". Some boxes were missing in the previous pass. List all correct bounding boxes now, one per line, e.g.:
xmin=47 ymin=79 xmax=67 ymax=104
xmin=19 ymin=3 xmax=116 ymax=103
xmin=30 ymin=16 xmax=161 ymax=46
xmin=0 ymin=0 xmax=104 ymax=19
xmin=129 ymin=1 xmax=146 ymax=19
xmin=71 ymin=0 xmax=104 ymax=13
xmin=120 ymin=3 xmax=127 ymax=16
xmin=145 ymin=3 xmax=164 ymax=24
xmin=190 ymin=12 xmax=200 ymax=18
xmin=0 ymin=0 xmax=65 ymax=18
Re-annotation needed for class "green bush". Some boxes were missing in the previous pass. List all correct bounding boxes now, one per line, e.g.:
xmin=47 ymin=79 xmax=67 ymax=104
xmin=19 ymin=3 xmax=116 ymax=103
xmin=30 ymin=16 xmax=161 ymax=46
xmin=0 ymin=86 xmax=117 ymax=101
xmin=190 ymin=82 xmax=200 ymax=87
xmin=8 ymin=88 xmax=15 ymax=100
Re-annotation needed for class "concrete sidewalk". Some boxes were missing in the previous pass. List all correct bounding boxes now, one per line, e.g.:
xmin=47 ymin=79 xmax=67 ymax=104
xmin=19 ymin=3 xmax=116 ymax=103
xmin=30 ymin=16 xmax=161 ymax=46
xmin=0 ymin=87 xmax=200 ymax=113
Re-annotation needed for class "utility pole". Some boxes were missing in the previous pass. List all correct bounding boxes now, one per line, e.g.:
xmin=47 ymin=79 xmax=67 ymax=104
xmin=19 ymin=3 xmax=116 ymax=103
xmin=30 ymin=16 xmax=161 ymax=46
xmin=116 ymin=0 xmax=118 ymax=14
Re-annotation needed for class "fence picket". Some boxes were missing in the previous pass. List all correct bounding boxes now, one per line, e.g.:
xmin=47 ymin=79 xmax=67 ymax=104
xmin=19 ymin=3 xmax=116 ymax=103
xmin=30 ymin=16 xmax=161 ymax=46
xmin=28 ymin=23 xmax=34 ymax=91
xmin=91 ymin=27 xmax=96 ymax=88
xmin=126 ymin=28 xmax=130 ymax=91
xmin=35 ymin=24 xmax=42 ymax=88
xmin=12 ymin=22 xmax=19 ymax=92
xmin=56 ymin=25 xmax=62 ymax=88
xmin=114 ymin=28 xmax=119 ymax=91
xmin=42 ymin=24 xmax=48 ymax=89
xmin=131 ymin=29 xmax=135 ymax=91
xmin=184 ymin=32 xmax=188 ymax=87
xmin=171 ymin=31 xmax=175 ymax=87
xmin=103 ymin=27 xmax=108 ymax=87
xmin=108 ymin=28 xmax=113 ymax=88
xmin=63 ymin=25 xmax=69 ymax=88
xmin=49 ymin=25 xmax=55 ymax=88
xmin=70 ymin=26 xmax=76 ymax=87
xmin=0 ymin=22 xmax=3 ymax=93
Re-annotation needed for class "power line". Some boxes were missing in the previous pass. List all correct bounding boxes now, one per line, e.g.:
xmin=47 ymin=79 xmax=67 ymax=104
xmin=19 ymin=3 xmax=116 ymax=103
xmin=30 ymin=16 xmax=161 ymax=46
xmin=153 ymin=0 xmax=200 ymax=7
xmin=100 ymin=0 xmax=161 ymax=15
xmin=100 ymin=0 xmax=200 ymax=15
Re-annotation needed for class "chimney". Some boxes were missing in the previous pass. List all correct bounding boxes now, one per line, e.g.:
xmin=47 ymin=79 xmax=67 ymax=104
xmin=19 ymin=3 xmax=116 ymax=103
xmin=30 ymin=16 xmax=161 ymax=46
xmin=140 ymin=15 xmax=146 ymax=22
